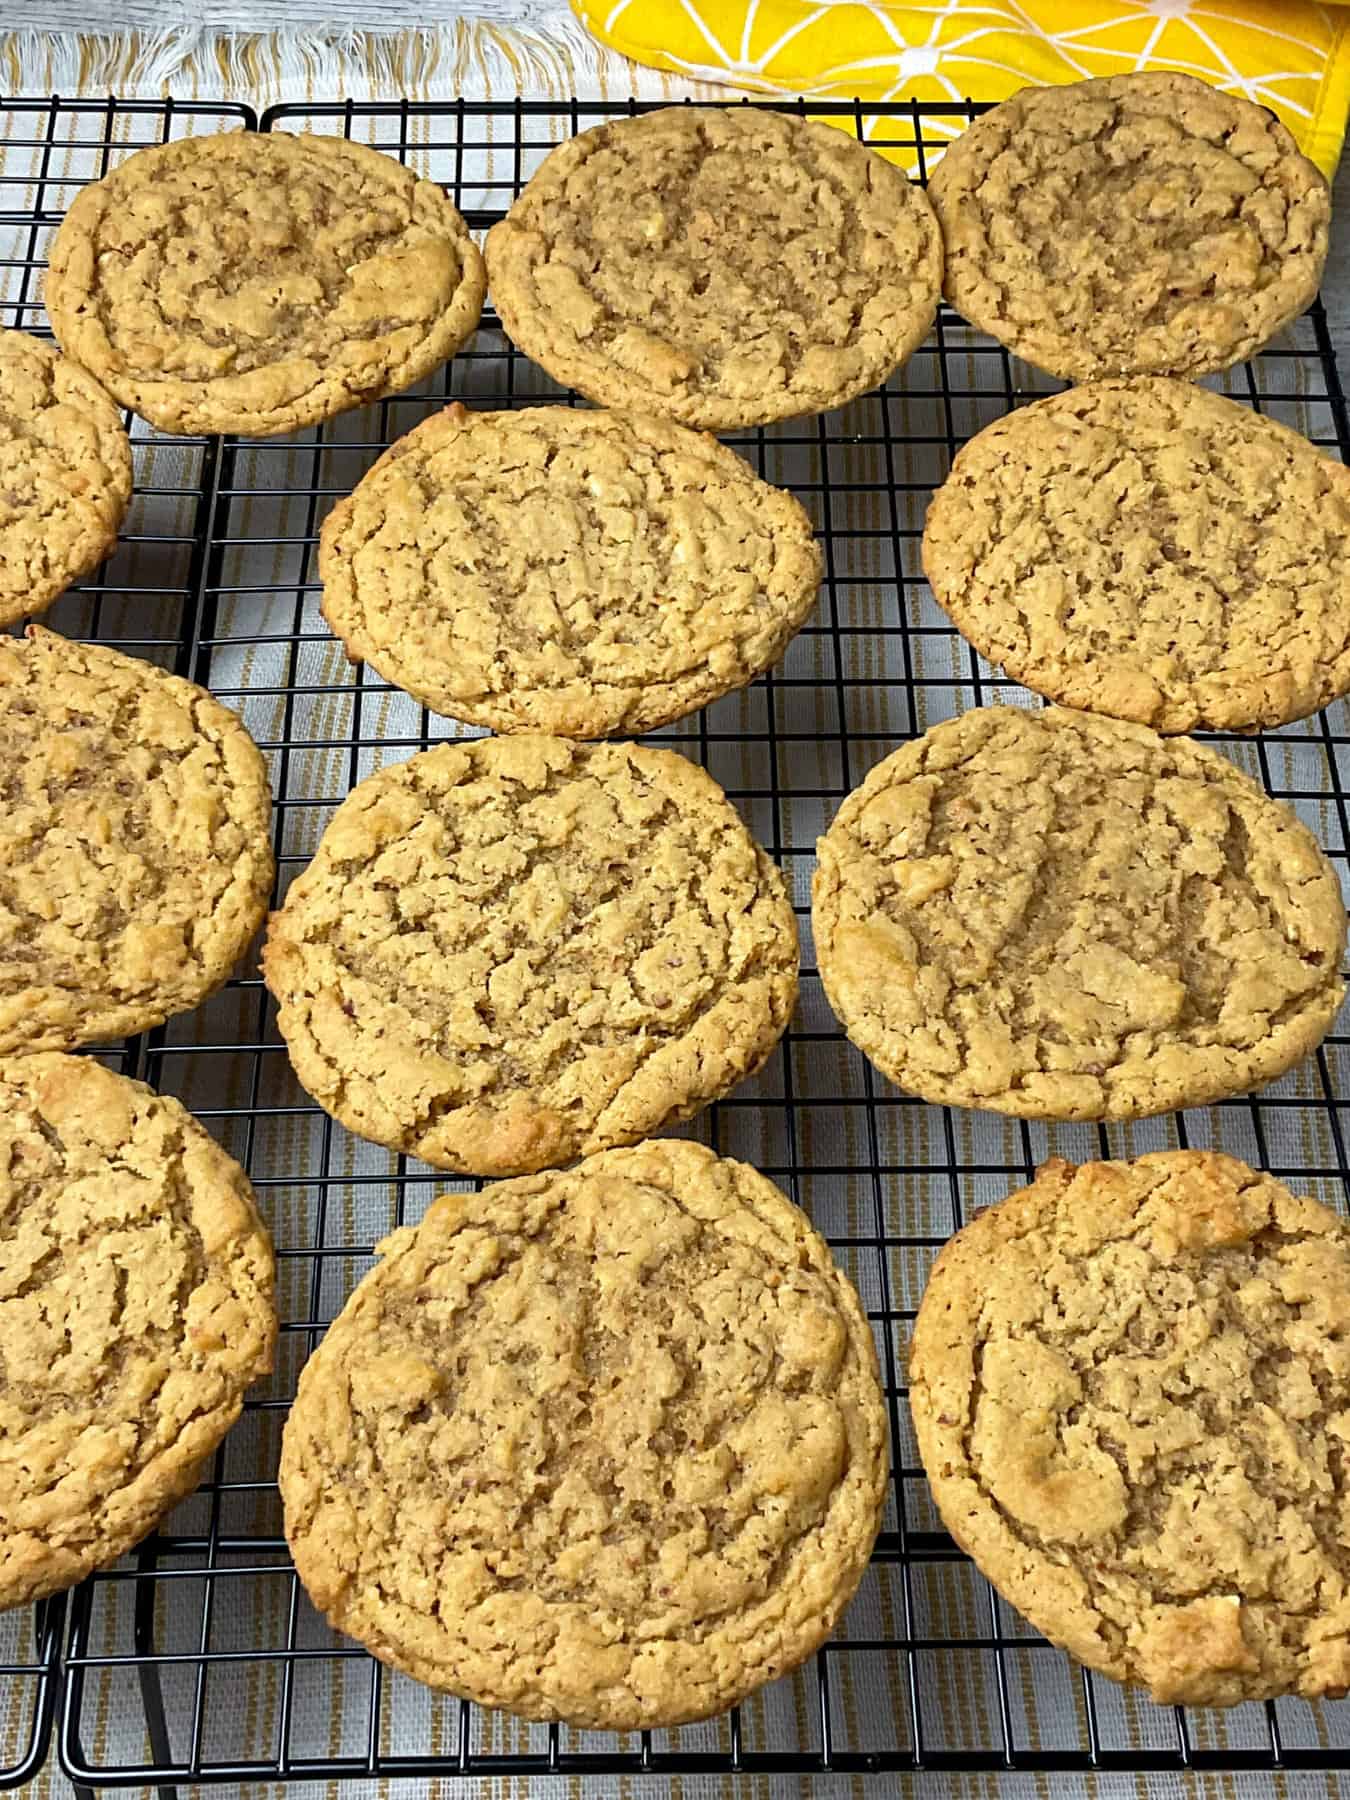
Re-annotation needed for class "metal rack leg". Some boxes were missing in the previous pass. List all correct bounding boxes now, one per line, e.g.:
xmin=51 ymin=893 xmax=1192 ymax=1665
xmin=133 ymin=1565 xmax=180 ymax=1800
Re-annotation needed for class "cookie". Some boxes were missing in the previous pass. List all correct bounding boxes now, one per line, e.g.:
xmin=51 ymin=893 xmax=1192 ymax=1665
xmin=45 ymin=130 xmax=486 ymax=438
xmin=484 ymin=107 xmax=941 ymax=429
xmin=280 ymin=1137 xmax=887 ymax=1726
xmin=928 ymin=73 xmax=1329 ymax=381
xmin=319 ymin=402 xmax=823 ymax=736
xmin=910 ymin=1151 xmax=1350 ymax=1706
xmin=812 ymin=706 xmax=1345 ymax=1119
xmin=0 ymin=330 xmax=132 ymax=625
xmin=922 ymin=378 xmax=1350 ymax=734
xmin=0 ymin=1054 xmax=275 ymax=1610
xmin=264 ymin=736 xmax=797 ymax=1175
xmin=0 ymin=627 xmax=275 ymax=1053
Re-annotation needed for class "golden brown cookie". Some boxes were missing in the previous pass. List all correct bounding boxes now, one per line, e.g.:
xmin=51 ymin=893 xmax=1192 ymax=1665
xmin=484 ymin=107 xmax=941 ymax=429
xmin=928 ymin=73 xmax=1329 ymax=380
xmin=319 ymin=402 xmax=822 ymax=735
xmin=264 ymin=736 xmax=797 ymax=1174
xmin=0 ymin=1054 xmax=275 ymax=1610
xmin=922 ymin=378 xmax=1350 ymax=734
xmin=0 ymin=627 xmax=275 ymax=1053
xmin=0 ymin=330 xmax=131 ymax=625
xmin=811 ymin=706 xmax=1345 ymax=1120
xmin=910 ymin=1151 xmax=1350 ymax=1707
xmin=280 ymin=1138 xmax=887 ymax=1726
xmin=46 ymin=130 xmax=486 ymax=438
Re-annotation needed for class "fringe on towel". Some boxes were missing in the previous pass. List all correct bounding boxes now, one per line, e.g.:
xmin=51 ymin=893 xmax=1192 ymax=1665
xmin=0 ymin=11 xmax=659 ymax=104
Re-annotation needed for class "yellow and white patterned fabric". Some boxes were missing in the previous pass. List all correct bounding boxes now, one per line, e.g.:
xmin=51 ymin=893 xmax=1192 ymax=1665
xmin=575 ymin=0 xmax=1350 ymax=177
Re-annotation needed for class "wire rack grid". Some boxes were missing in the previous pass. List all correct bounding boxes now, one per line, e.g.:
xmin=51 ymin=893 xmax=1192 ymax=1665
xmin=0 ymin=90 xmax=1348 ymax=1793
xmin=0 ymin=1596 xmax=64 ymax=1792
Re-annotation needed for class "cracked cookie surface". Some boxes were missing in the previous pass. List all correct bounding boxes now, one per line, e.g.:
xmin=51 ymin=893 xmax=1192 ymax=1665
xmin=263 ymin=737 xmax=798 ymax=1174
xmin=0 ymin=329 xmax=132 ymax=625
xmin=0 ymin=627 xmax=275 ymax=1053
xmin=910 ymin=1151 xmax=1350 ymax=1706
xmin=45 ymin=130 xmax=486 ymax=437
xmin=0 ymin=1053 xmax=275 ymax=1610
xmin=928 ymin=73 xmax=1329 ymax=380
xmin=922 ymin=378 xmax=1350 ymax=734
xmin=319 ymin=402 xmax=822 ymax=736
xmin=811 ymin=706 xmax=1345 ymax=1120
xmin=484 ymin=107 xmax=941 ymax=429
xmin=280 ymin=1138 xmax=887 ymax=1726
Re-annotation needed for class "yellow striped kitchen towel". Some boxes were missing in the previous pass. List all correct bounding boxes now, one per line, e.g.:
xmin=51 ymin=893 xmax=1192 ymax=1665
xmin=573 ymin=0 xmax=1350 ymax=177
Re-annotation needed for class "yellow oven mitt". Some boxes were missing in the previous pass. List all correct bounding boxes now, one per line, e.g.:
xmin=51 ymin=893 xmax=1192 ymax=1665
xmin=573 ymin=0 xmax=1350 ymax=177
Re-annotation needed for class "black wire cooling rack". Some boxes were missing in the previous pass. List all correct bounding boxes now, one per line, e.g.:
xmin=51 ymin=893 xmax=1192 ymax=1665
xmin=2 ymin=91 xmax=1350 ymax=1794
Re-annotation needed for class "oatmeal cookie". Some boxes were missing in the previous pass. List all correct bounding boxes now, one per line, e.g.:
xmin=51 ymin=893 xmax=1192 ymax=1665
xmin=281 ymin=1138 xmax=887 ymax=1726
xmin=0 ymin=1053 xmax=275 ymax=1610
xmin=46 ymin=130 xmax=485 ymax=437
xmin=811 ymin=706 xmax=1345 ymax=1119
xmin=263 ymin=737 xmax=798 ymax=1174
xmin=319 ymin=402 xmax=822 ymax=735
xmin=0 ymin=329 xmax=131 ymax=625
xmin=928 ymin=73 xmax=1329 ymax=380
xmin=910 ymin=1151 xmax=1350 ymax=1705
xmin=0 ymin=627 xmax=275 ymax=1052
xmin=922 ymin=378 xmax=1350 ymax=734
xmin=484 ymin=107 xmax=941 ymax=429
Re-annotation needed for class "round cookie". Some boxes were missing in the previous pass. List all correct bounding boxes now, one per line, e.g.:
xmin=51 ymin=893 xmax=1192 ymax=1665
xmin=0 ymin=627 xmax=275 ymax=1053
xmin=0 ymin=330 xmax=132 ymax=625
xmin=319 ymin=402 xmax=823 ymax=736
xmin=45 ymin=130 xmax=486 ymax=437
xmin=281 ymin=1137 xmax=888 ymax=1727
xmin=0 ymin=1053 xmax=275 ymax=1610
xmin=910 ymin=1151 xmax=1350 ymax=1707
xmin=811 ymin=706 xmax=1345 ymax=1120
xmin=484 ymin=107 xmax=942 ymax=429
xmin=922 ymin=378 xmax=1350 ymax=734
xmin=264 ymin=736 xmax=797 ymax=1175
xmin=928 ymin=73 xmax=1329 ymax=381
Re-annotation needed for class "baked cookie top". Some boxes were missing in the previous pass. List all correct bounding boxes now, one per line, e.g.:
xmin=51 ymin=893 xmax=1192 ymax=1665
xmin=0 ymin=329 xmax=132 ymax=626
xmin=928 ymin=73 xmax=1329 ymax=380
xmin=910 ymin=1151 xmax=1350 ymax=1707
xmin=811 ymin=706 xmax=1345 ymax=1120
xmin=0 ymin=627 xmax=275 ymax=1053
xmin=923 ymin=378 xmax=1350 ymax=735
xmin=318 ymin=402 xmax=822 ymax=736
xmin=45 ymin=130 xmax=486 ymax=438
xmin=264 ymin=736 xmax=798 ymax=1174
xmin=281 ymin=1138 xmax=887 ymax=1728
xmin=0 ymin=1054 xmax=275 ymax=1610
xmin=484 ymin=107 xmax=941 ymax=429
